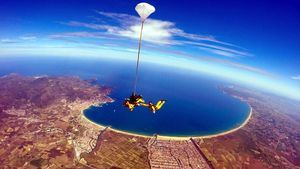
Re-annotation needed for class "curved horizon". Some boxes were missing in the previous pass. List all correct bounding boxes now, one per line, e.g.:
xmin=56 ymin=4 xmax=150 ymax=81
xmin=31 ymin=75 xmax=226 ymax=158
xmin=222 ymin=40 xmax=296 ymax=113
xmin=1 ymin=0 xmax=300 ymax=101
xmin=1 ymin=53 xmax=299 ymax=102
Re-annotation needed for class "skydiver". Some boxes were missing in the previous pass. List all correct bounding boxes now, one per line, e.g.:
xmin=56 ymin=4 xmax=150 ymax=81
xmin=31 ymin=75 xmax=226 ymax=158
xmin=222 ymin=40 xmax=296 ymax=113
xmin=123 ymin=98 xmax=135 ymax=111
xmin=140 ymin=100 xmax=166 ymax=113
xmin=123 ymin=93 xmax=145 ymax=111
xmin=129 ymin=92 xmax=145 ymax=105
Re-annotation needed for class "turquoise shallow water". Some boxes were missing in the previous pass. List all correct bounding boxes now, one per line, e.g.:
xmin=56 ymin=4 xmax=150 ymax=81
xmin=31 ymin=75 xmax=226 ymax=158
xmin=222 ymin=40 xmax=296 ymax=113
xmin=0 ymin=56 xmax=250 ymax=137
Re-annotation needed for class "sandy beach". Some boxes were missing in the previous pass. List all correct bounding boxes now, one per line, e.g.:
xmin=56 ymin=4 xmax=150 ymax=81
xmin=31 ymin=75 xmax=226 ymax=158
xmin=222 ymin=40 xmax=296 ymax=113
xmin=81 ymin=105 xmax=253 ymax=141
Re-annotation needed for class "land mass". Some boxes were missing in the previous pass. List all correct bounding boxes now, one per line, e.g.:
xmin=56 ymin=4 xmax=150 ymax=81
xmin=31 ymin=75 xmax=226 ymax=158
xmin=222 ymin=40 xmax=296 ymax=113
xmin=197 ymin=86 xmax=300 ymax=169
xmin=0 ymin=74 xmax=113 ymax=168
xmin=0 ymin=74 xmax=299 ymax=169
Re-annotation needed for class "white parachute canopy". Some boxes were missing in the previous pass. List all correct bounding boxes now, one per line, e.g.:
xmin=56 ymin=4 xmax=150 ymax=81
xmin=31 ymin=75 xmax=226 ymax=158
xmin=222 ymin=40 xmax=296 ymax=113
xmin=135 ymin=2 xmax=155 ymax=22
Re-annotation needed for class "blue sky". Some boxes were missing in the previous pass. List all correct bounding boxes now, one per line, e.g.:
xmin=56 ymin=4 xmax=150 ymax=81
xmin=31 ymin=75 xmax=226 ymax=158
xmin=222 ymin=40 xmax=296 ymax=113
xmin=0 ymin=0 xmax=300 ymax=100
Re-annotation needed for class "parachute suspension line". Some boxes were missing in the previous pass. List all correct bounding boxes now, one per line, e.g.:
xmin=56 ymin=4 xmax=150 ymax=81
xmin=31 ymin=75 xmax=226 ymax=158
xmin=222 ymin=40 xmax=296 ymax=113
xmin=133 ymin=21 xmax=145 ymax=94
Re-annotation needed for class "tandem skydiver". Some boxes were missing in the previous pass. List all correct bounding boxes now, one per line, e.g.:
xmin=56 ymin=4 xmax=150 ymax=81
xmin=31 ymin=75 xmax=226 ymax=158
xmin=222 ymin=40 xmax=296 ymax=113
xmin=123 ymin=93 xmax=145 ymax=111
xmin=123 ymin=93 xmax=166 ymax=113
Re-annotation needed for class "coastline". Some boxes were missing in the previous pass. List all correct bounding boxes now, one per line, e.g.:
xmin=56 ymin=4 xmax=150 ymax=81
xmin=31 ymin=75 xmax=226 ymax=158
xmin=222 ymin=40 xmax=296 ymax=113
xmin=158 ymin=106 xmax=252 ymax=140
xmin=81 ymin=105 xmax=253 ymax=141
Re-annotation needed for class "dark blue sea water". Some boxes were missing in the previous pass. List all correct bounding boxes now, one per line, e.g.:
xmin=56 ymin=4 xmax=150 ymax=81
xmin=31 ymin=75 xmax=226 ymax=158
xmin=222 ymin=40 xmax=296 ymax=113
xmin=0 ymin=56 xmax=250 ymax=137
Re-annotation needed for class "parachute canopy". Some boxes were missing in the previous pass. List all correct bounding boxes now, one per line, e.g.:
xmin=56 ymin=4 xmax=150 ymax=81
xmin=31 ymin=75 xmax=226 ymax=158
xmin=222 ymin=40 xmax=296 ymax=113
xmin=135 ymin=2 xmax=155 ymax=22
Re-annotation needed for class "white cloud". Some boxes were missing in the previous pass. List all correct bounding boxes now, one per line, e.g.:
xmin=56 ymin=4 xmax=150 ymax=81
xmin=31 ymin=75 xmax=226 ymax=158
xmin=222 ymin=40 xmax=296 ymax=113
xmin=59 ymin=11 xmax=251 ymax=58
xmin=292 ymin=75 xmax=300 ymax=80
xmin=51 ymin=31 xmax=107 ymax=39
xmin=62 ymin=18 xmax=178 ymax=45
xmin=0 ymin=38 xmax=17 ymax=43
xmin=63 ymin=21 xmax=118 ymax=32
xmin=199 ymin=47 xmax=236 ymax=58
xmin=159 ymin=49 xmax=273 ymax=77
xmin=93 ymin=11 xmax=230 ymax=44
xmin=116 ymin=19 xmax=177 ymax=44
xmin=186 ymin=41 xmax=252 ymax=57
xmin=1 ymin=36 xmax=36 ymax=44
xmin=19 ymin=36 xmax=37 ymax=40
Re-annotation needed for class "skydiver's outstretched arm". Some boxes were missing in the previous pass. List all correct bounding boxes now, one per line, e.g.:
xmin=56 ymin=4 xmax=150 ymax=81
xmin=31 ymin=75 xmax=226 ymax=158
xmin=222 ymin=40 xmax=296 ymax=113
xmin=139 ymin=103 xmax=149 ymax=107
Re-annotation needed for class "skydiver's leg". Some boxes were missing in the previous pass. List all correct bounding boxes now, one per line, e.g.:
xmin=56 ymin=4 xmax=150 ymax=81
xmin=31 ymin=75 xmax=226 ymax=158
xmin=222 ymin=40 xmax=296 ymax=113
xmin=155 ymin=100 xmax=166 ymax=110
xmin=150 ymin=105 xmax=156 ymax=113
xmin=129 ymin=104 xmax=135 ymax=111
